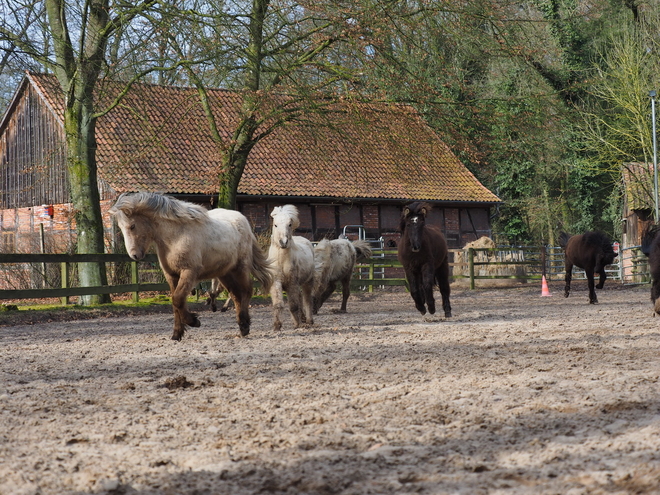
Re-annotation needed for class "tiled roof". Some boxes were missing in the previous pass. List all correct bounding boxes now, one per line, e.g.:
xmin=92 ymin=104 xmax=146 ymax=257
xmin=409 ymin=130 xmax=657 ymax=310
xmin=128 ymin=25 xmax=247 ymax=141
xmin=28 ymin=73 xmax=500 ymax=204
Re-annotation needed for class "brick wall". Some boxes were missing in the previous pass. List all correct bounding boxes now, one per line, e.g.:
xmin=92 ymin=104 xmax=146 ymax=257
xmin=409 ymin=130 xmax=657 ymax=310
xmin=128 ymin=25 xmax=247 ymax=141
xmin=0 ymin=200 xmax=116 ymax=253
xmin=363 ymin=205 xmax=379 ymax=230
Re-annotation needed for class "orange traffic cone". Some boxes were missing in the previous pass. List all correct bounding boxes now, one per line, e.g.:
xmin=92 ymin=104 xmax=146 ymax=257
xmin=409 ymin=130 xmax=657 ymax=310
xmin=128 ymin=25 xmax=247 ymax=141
xmin=541 ymin=275 xmax=552 ymax=297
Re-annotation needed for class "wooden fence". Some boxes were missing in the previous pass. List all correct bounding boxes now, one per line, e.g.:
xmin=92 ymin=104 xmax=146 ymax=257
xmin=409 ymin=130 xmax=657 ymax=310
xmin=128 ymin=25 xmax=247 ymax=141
xmin=0 ymin=253 xmax=167 ymax=304
xmin=0 ymin=246 xmax=650 ymax=305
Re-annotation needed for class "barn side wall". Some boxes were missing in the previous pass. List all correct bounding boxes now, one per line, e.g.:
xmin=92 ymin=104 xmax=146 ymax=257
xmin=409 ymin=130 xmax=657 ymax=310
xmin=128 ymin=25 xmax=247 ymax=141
xmin=0 ymin=84 xmax=69 ymax=209
xmin=0 ymin=200 xmax=492 ymax=254
xmin=237 ymin=200 xmax=492 ymax=248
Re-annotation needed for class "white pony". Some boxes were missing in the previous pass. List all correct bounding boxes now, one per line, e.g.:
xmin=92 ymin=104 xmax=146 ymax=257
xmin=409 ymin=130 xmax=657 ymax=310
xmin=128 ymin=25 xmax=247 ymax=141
xmin=268 ymin=205 xmax=315 ymax=330
xmin=313 ymin=238 xmax=372 ymax=314
xmin=110 ymin=192 xmax=273 ymax=340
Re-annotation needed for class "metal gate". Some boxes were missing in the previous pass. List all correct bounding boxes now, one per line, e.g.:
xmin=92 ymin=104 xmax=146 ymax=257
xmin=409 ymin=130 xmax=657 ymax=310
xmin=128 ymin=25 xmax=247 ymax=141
xmin=545 ymin=245 xmax=622 ymax=282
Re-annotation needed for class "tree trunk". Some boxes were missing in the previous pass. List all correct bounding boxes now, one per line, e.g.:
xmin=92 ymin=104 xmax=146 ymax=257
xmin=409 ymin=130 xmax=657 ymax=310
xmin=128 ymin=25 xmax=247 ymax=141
xmin=216 ymin=130 xmax=255 ymax=210
xmin=45 ymin=0 xmax=111 ymax=305
xmin=63 ymin=95 xmax=110 ymax=305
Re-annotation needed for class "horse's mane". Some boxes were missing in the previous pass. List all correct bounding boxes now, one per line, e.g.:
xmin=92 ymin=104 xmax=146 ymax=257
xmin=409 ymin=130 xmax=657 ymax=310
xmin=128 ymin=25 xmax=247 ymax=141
xmin=110 ymin=192 xmax=209 ymax=223
xmin=400 ymin=202 xmax=432 ymax=232
xmin=271 ymin=204 xmax=300 ymax=229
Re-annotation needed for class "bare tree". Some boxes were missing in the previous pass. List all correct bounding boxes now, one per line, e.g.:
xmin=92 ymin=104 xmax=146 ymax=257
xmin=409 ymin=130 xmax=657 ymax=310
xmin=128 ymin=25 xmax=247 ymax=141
xmin=155 ymin=0 xmax=380 ymax=209
xmin=0 ymin=0 xmax=158 ymax=304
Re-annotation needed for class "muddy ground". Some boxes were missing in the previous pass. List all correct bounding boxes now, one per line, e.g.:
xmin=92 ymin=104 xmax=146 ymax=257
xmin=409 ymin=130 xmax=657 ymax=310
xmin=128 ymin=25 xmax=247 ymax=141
xmin=0 ymin=281 xmax=659 ymax=495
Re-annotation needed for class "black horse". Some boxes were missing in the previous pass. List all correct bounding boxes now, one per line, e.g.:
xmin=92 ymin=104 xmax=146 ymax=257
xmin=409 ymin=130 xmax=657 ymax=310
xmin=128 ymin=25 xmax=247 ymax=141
xmin=397 ymin=202 xmax=451 ymax=317
xmin=641 ymin=223 xmax=660 ymax=314
xmin=559 ymin=231 xmax=617 ymax=304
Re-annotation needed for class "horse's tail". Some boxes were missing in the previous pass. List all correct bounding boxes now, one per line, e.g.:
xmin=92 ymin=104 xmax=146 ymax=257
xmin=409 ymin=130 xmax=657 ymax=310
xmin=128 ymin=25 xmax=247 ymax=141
xmin=641 ymin=223 xmax=660 ymax=256
xmin=250 ymin=236 xmax=274 ymax=292
xmin=558 ymin=232 xmax=571 ymax=249
xmin=352 ymin=239 xmax=373 ymax=260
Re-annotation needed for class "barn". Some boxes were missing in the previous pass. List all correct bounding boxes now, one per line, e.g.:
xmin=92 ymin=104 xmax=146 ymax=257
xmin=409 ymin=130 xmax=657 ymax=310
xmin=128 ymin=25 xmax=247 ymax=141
xmin=0 ymin=72 xmax=500 ymax=254
xmin=620 ymin=162 xmax=655 ymax=282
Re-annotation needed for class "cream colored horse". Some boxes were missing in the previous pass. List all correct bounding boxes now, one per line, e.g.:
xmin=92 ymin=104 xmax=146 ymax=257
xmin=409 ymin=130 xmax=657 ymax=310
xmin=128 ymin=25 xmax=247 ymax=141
xmin=110 ymin=192 xmax=272 ymax=339
xmin=268 ymin=205 xmax=315 ymax=331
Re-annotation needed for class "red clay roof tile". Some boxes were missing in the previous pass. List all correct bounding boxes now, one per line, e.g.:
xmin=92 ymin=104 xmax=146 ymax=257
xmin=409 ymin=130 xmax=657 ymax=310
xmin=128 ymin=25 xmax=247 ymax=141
xmin=28 ymin=73 xmax=500 ymax=204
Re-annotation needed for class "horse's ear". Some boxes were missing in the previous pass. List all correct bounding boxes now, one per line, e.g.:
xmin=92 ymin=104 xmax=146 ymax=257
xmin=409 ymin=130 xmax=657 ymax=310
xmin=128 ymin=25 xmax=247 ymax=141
xmin=109 ymin=194 xmax=131 ymax=217
xmin=404 ymin=207 xmax=410 ymax=217
xmin=421 ymin=207 xmax=427 ymax=216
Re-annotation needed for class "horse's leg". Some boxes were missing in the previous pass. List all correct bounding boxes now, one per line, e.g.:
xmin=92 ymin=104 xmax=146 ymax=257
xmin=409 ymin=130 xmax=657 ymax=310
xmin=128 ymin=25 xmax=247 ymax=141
xmin=287 ymin=286 xmax=303 ymax=328
xmin=596 ymin=267 xmax=607 ymax=290
xmin=223 ymin=274 xmax=252 ymax=337
xmin=407 ymin=270 xmax=426 ymax=315
xmin=595 ymin=256 xmax=607 ymax=290
xmin=564 ymin=261 xmax=573 ymax=298
xmin=436 ymin=261 xmax=452 ymax=318
xmin=205 ymin=278 xmax=221 ymax=312
xmin=164 ymin=272 xmax=185 ymax=340
xmin=169 ymin=271 xmax=201 ymax=341
xmin=220 ymin=295 xmax=233 ymax=312
xmin=339 ymin=275 xmax=351 ymax=313
xmin=586 ymin=268 xmax=598 ymax=304
xmin=270 ymin=280 xmax=285 ymax=331
xmin=301 ymin=281 xmax=314 ymax=326
xmin=316 ymin=281 xmax=337 ymax=314
xmin=652 ymin=278 xmax=660 ymax=314
xmin=421 ymin=265 xmax=436 ymax=315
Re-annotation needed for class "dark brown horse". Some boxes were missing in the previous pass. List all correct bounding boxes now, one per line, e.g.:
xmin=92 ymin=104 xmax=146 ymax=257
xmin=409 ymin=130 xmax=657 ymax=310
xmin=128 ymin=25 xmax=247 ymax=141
xmin=641 ymin=223 xmax=660 ymax=314
xmin=559 ymin=231 xmax=617 ymax=304
xmin=397 ymin=202 xmax=451 ymax=317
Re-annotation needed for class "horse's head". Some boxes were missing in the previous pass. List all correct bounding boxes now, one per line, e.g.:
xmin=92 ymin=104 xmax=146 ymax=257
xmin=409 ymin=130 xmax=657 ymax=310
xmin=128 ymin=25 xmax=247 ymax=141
xmin=271 ymin=205 xmax=300 ymax=249
xmin=109 ymin=195 xmax=155 ymax=261
xmin=401 ymin=202 xmax=430 ymax=253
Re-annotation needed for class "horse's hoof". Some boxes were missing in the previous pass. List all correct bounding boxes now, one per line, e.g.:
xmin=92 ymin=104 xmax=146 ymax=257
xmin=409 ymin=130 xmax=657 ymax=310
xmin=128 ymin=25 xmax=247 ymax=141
xmin=190 ymin=315 xmax=201 ymax=327
xmin=428 ymin=306 xmax=436 ymax=315
xmin=444 ymin=311 xmax=452 ymax=318
xmin=239 ymin=325 xmax=250 ymax=337
xmin=589 ymin=299 xmax=598 ymax=305
xmin=653 ymin=300 xmax=660 ymax=315
xmin=220 ymin=306 xmax=228 ymax=313
xmin=171 ymin=331 xmax=184 ymax=341
xmin=564 ymin=293 xmax=570 ymax=298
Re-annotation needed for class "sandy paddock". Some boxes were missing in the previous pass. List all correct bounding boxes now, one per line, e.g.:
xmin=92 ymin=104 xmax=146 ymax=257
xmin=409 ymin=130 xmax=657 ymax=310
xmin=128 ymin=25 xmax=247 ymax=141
xmin=1 ymin=281 xmax=659 ymax=494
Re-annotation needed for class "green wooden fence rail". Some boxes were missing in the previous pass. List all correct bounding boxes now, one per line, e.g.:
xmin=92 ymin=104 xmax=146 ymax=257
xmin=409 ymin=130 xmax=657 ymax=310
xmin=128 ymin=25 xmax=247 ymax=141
xmin=0 ymin=247 xmax=549 ymax=305
xmin=0 ymin=253 xmax=168 ymax=304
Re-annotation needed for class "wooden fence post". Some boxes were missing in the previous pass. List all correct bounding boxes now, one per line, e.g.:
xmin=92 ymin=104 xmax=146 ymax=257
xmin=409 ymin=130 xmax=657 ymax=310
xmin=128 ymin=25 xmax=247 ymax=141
xmin=131 ymin=261 xmax=139 ymax=303
xmin=469 ymin=248 xmax=475 ymax=290
xmin=541 ymin=245 xmax=547 ymax=279
xmin=368 ymin=261 xmax=374 ymax=293
xmin=60 ymin=262 xmax=69 ymax=306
